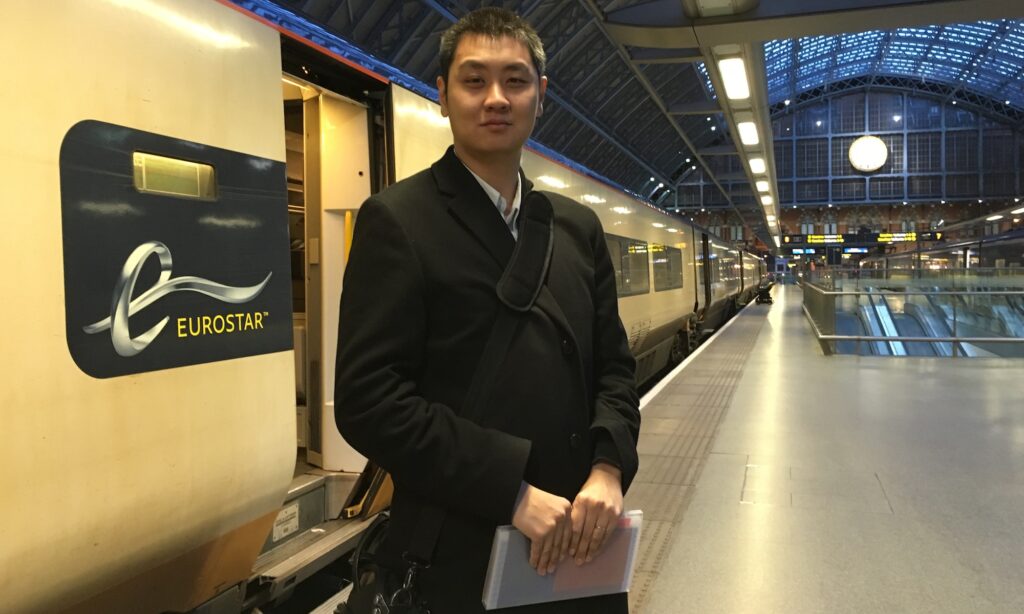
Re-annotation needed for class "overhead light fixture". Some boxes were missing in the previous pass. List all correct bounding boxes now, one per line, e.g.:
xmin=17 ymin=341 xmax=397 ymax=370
xmin=537 ymin=175 xmax=567 ymax=189
xmin=1011 ymin=207 xmax=1024 ymax=215
xmin=756 ymin=181 xmax=770 ymax=192
xmin=737 ymin=122 xmax=759 ymax=145
xmin=784 ymin=99 xmax=791 ymax=106
xmin=581 ymin=194 xmax=606 ymax=204
xmin=652 ymin=222 xmax=666 ymax=228
xmin=612 ymin=206 xmax=632 ymax=215
xmin=893 ymin=114 xmax=902 ymax=122
xmin=711 ymin=126 xmax=716 ymax=131
xmin=667 ymin=228 xmax=679 ymax=233
xmin=749 ymin=157 xmax=766 ymax=174
xmin=766 ymin=214 xmax=776 ymax=222
xmin=987 ymin=214 xmax=1004 ymax=221
xmin=717 ymin=57 xmax=750 ymax=100
xmin=828 ymin=203 xmax=833 ymax=208
xmin=761 ymin=196 xmax=773 ymax=205
xmin=773 ymin=236 xmax=781 ymax=247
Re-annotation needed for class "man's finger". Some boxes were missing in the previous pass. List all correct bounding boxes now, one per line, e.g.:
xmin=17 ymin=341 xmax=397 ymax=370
xmin=568 ymin=505 xmax=585 ymax=557
xmin=592 ymin=514 xmax=616 ymax=557
xmin=575 ymin=508 xmax=598 ymax=565
xmin=586 ymin=523 xmax=604 ymax=562
xmin=547 ymin=522 xmax=565 ymax=573
xmin=537 ymin=532 xmax=556 ymax=575
xmin=556 ymin=512 xmax=571 ymax=563
xmin=529 ymin=539 xmax=541 ymax=570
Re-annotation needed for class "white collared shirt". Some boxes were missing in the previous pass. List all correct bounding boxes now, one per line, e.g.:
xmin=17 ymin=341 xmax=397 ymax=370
xmin=463 ymin=164 xmax=522 ymax=240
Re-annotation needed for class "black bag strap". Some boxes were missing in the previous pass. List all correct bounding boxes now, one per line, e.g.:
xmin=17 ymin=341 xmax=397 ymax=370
xmin=405 ymin=191 xmax=554 ymax=565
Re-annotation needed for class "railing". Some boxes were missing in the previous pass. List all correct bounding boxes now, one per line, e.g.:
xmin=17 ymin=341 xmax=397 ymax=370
xmin=801 ymin=269 xmax=1024 ymax=357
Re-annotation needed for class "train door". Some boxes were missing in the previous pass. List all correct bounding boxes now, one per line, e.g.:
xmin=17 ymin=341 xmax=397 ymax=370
xmin=279 ymin=75 xmax=371 ymax=473
xmin=692 ymin=226 xmax=706 ymax=316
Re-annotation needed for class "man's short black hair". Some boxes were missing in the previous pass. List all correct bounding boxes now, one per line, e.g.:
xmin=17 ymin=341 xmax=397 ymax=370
xmin=439 ymin=8 xmax=546 ymax=84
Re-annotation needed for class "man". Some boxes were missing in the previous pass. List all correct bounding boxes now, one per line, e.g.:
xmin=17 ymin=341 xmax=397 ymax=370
xmin=335 ymin=8 xmax=640 ymax=613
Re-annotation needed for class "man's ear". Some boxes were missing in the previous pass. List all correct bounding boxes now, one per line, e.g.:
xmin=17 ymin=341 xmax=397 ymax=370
xmin=436 ymin=76 xmax=449 ymax=117
xmin=536 ymin=75 xmax=548 ymax=118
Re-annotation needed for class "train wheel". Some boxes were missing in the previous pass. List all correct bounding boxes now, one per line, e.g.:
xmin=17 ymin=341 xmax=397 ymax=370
xmin=669 ymin=332 xmax=687 ymax=365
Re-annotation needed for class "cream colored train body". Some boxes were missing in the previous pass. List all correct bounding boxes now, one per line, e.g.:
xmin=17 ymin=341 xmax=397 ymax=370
xmin=0 ymin=2 xmax=762 ymax=612
xmin=1 ymin=1 xmax=295 ymax=612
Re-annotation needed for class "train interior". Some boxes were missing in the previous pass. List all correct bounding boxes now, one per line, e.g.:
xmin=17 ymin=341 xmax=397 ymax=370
xmin=241 ymin=69 xmax=383 ymax=611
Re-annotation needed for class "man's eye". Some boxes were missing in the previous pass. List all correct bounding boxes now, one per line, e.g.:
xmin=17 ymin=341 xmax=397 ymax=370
xmin=508 ymin=78 xmax=527 ymax=85
xmin=464 ymin=77 xmax=484 ymax=85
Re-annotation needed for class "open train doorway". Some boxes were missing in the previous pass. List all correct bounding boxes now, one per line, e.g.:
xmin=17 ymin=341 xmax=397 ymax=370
xmin=249 ymin=74 xmax=377 ymax=580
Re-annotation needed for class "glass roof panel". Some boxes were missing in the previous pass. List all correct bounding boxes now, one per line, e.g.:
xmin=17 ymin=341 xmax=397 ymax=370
xmin=765 ymin=19 xmax=1024 ymax=107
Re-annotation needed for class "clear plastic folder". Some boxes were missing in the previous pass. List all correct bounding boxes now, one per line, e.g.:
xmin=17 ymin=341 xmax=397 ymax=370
xmin=481 ymin=510 xmax=643 ymax=610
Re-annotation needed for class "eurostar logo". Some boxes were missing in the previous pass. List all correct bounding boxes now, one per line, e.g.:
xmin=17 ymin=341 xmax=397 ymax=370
xmin=83 ymin=241 xmax=271 ymax=357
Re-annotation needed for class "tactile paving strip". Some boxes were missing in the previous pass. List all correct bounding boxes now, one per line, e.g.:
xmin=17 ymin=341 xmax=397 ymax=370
xmin=626 ymin=308 xmax=769 ymax=613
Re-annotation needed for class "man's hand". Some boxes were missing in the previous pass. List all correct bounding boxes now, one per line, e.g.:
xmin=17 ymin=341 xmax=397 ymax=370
xmin=512 ymin=484 xmax=573 ymax=576
xmin=570 ymin=462 xmax=623 ymax=566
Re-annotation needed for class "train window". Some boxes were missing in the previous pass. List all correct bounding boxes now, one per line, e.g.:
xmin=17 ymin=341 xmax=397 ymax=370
xmin=652 ymin=244 xmax=683 ymax=291
xmin=606 ymin=234 xmax=650 ymax=297
xmin=132 ymin=152 xmax=216 ymax=200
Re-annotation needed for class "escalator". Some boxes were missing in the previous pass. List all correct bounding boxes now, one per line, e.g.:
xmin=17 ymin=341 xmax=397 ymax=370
xmin=834 ymin=311 xmax=874 ymax=355
xmin=864 ymin=290 xmax=906 ymax=356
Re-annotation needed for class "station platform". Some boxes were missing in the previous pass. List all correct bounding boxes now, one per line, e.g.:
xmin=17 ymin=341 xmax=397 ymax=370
xmin=626 ymin=284 xmax=1024 ymax=613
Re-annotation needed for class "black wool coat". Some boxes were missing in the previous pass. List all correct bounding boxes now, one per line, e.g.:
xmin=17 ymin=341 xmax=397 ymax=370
xmin=335 ymin=147 xmax=641 ymax=613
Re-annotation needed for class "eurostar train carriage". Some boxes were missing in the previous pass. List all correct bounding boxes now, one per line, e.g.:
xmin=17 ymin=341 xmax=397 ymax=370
xmin=0 ymin=2 xmax=763 ymax=612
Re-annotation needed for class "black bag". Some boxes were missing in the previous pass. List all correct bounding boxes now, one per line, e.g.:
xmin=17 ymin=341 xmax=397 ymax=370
xmin=337 ymin=512 xmax=429 ymax=614
xmin=338 ymin=192 xmax=555 ymax=614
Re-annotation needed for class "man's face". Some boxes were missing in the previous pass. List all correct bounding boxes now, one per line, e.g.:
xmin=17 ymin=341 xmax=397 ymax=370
xmin=437 ymin=34 xmax=547 ymax=159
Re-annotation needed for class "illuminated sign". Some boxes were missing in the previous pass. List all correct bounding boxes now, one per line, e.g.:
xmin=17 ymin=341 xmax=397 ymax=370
xmin=844 ymin=247 xmax=869 ymax=254
xmin=807 ymin=234 xmax=845 ymax=244
xmin=878 ymin=232 xmax=916 ymax=243
xmin=785 ymin=231 xmax=943 ymax=245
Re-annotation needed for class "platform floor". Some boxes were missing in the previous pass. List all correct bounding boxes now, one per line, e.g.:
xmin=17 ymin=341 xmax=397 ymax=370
xmin=628 ymin=284 xmax=1024 ymax=614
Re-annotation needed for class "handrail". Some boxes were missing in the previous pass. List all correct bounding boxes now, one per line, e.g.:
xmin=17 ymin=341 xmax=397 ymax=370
xmin=801 ymin=305 xmax=1024 ymax=344
xmin=804 ymin=286 xmax=1024 ymax=297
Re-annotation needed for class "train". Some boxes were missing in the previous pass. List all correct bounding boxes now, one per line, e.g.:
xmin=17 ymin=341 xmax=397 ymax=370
xmin=0 ymin=1 xmax=764 ymax=612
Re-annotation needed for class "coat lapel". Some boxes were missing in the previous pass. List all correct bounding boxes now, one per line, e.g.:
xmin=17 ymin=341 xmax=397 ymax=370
xmin=431 ymin=147 xmax=515 ymax=268
xmin=431 ymin=148 xmax=579 ymax=358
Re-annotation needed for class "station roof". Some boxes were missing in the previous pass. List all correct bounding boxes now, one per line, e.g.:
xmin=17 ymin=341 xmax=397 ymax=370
xmin=765 ymin=21 xmax=1024 ymax=108
xmin=239 ymin=0 xmax=1024 ymax=247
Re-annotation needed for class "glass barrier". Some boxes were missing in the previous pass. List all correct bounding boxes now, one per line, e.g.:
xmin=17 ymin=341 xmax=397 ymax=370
xmin=802 ymin=269 xmax=1024 ymax=357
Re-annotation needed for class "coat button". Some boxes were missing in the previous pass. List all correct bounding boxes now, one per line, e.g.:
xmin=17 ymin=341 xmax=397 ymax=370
xmin=569 ymin=433 xmax=582 ymax=449
xmin=561 ymin=337 xmax=574 ymax=356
